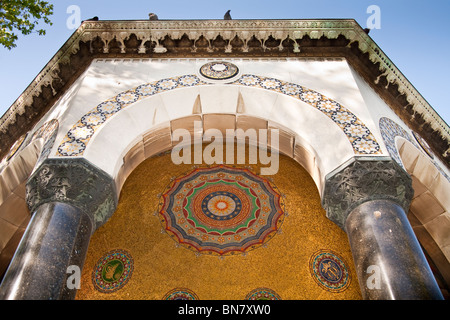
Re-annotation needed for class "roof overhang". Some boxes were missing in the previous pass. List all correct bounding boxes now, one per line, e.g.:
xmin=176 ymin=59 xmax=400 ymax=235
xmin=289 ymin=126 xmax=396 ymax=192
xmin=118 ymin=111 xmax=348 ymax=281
xmin=1 ymin=19 xmax=448 ymax=166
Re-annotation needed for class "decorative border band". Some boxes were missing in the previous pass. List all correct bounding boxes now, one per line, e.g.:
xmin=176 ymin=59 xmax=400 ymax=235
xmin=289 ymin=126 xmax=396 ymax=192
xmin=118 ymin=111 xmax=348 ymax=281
xmin=56 ymin=72 xmax=381 ymax=157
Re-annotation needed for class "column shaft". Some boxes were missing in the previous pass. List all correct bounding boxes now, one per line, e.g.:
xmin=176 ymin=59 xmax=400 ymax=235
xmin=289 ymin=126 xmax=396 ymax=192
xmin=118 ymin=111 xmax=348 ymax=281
xmin=346 ymin=199 xmax=443 ymax=300
xmin=0 ymin=202 xmax=93 ymax=300
xmin=322 ymin=158 xmax=444 ymax=299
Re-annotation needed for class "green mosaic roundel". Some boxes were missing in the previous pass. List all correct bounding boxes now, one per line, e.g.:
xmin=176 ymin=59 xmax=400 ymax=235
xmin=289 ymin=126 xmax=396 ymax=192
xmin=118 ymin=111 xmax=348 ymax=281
xmin=92 ymin=249 xmax=134 ymax=293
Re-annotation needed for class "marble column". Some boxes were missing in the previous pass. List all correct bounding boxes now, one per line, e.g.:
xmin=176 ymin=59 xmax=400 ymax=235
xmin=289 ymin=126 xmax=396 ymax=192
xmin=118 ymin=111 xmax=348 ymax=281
xmin=322 ymin=157 xmax=443 ymax=300
xmin=0 ymin=202 xmax=92 ymax=299
xmin=0 ymin=158 xmax=117 ymax=300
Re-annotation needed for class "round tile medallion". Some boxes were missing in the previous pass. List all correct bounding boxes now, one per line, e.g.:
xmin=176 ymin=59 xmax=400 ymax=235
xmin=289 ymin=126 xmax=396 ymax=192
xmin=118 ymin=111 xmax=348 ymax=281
xmin=245 ymin=288 xmax=281 ymax=300
xmin=163 ymin=288 xmax=199 ymax=300
xmin=309 ymin=250 xmax=350 ymax=292
xmin=92 ymin=249 xmax=134 ymax=293
xmin=158 ymin=165 xmax=285 ymax=256
xmin=199 ymin=61 xmax=239 ymax=81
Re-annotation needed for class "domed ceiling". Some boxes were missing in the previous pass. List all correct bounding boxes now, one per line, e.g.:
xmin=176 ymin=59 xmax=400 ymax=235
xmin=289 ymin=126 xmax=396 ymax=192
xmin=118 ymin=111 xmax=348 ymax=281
xmin=76 ymin=146 xmax=362 ymax=300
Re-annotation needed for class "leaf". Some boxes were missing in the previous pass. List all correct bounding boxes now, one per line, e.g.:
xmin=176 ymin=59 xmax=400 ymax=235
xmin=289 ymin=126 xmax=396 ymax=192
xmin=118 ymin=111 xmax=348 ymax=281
xmin=0 ymin=0 xmax=54 ymax=49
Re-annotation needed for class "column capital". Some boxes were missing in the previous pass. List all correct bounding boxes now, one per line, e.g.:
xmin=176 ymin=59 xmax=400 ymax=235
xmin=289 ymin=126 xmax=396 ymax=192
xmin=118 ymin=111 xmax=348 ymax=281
xmin=322 ymin=157 xmax=414 ymax=230
xmin=25 ymin=158 xmax=118 ymax=231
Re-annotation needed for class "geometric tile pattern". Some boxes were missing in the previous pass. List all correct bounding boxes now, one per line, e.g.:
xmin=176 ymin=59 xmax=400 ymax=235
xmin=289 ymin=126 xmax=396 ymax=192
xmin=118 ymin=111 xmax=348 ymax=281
xmin=56 ymin=68 xmax=381 ymax=157
xmin=379 ymin=117 xmax=416 ymax=169
xmin=56 ymin=75 xmax=207 ymax=157
xmin=233 ymin=74 xmax=381 ymax=155
xmin=379 ymin=117 xmax=449 ymax=181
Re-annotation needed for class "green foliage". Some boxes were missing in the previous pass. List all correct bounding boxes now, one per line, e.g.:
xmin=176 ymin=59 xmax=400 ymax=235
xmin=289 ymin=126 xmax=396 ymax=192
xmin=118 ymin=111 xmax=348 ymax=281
xmin=0 ymin=0 xmax=54 ymax=50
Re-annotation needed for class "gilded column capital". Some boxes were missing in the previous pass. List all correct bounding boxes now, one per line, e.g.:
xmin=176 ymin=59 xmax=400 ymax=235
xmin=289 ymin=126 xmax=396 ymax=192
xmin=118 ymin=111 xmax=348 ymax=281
xmin=322 ymin=157 xmax=414 ymax=230
xmin=26 ymin=158 xmax=117 ymax=231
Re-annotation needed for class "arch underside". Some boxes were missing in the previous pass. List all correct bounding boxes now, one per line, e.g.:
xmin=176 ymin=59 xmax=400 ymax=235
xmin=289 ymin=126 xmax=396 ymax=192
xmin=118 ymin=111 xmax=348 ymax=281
xmin=56 ymin=74 xmax=381 ymax=158
xmin=52 ymin=74 xmax=385 ymax=198
xmin=396 ymin=137 xmax=450 ymax=292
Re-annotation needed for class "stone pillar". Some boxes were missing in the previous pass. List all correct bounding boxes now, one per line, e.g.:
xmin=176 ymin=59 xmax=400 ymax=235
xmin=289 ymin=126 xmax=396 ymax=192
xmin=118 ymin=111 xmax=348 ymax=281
xmin=322 ymin=157 xmax=443 ymax=300
xmin=0 ymin=158 xmax=117 ymax=300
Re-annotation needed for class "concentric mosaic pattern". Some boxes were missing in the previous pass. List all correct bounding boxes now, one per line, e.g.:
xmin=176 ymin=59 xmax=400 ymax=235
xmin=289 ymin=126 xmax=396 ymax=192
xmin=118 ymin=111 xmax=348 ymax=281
xmin=309 ymin=250 xmax=350 ymax=292
xmin=245 ymin=288 xmax=281 ymax=300
xmin=163 ymin=288 xmax=199 ymax=300
xmin=92 ymin=249 xmax=134 ymax=293
xmin=158 ymin=165 xmax=285 ymax=256
xmin=56 ymin=73 xmax=381 ymax=157
xmin=199 ymin=61 xmax=239 ymax=80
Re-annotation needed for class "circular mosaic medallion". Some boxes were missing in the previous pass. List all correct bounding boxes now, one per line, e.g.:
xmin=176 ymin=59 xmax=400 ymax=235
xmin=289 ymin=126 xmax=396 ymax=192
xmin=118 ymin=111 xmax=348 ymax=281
xmin=92 ymin=249 xmax=134 ymax=293
xmin=245 ymin=288 xmax=281 ymax=300
xmin=163 ymin=288 xmax=199 ymax=300
xmin=309 ymin=250 xmax=350 ymax=292
xmin=199 ymin=61 xmax=239 ymax=81
xmin=158 ymin=165 xmax=285 ymax=256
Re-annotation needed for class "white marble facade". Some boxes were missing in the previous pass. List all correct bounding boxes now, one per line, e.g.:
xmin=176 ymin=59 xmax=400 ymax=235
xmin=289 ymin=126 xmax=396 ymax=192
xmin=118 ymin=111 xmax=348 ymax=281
xmin=31 ymin=58 xmax=384 ymax=189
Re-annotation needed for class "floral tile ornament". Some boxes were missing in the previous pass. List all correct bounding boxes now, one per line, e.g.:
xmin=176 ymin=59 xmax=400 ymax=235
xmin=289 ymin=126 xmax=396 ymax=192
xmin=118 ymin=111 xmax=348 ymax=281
xmin=56 ymin=62 xmax=381 ymax=157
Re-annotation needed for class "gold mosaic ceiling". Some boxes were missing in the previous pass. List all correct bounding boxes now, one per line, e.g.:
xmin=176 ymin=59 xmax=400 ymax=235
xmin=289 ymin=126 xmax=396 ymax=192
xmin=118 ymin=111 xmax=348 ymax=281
xmin=76 ymin=148 xmax=362 ymax=300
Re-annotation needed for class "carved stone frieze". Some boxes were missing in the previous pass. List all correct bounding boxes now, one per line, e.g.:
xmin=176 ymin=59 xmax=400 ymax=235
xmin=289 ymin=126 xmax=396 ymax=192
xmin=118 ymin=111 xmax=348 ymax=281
xmin=26 ymin=158 xmax=117 ymax=230
xmin=322 ymin=157 xmax=414 ymax=230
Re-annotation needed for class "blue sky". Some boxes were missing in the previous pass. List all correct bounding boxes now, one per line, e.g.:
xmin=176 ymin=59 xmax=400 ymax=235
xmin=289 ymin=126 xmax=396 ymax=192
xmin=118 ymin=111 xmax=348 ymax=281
xmin=0 ymin=0 xmax=449 ymax=124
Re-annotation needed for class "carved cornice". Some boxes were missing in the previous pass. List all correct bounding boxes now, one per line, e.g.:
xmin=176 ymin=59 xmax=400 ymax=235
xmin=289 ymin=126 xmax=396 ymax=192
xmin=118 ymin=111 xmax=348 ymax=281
xmin=1 ymin=19 xmax=448 ymax=165
xmin=322 ymin=157 xmax=414 ymax=230
xmin=25 ymin=158 xmax=117 ymax=230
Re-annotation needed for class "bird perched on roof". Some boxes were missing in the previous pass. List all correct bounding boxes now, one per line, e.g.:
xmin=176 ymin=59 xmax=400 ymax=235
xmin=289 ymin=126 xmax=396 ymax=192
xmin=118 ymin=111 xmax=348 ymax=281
xmin=224 ymin=10 xmax=232 ymax=20
xmin=149 ymin=13 xmax=158 ymax=21
xmin=85 ymin=16 xmax=99 ymax=21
